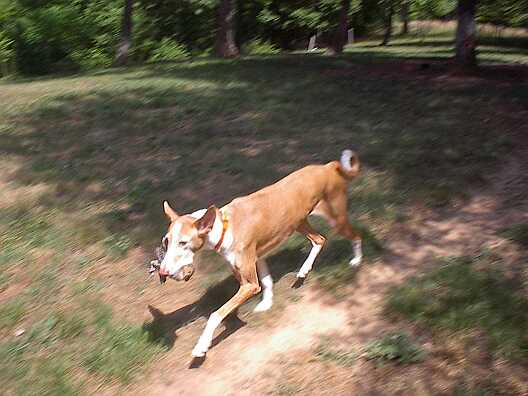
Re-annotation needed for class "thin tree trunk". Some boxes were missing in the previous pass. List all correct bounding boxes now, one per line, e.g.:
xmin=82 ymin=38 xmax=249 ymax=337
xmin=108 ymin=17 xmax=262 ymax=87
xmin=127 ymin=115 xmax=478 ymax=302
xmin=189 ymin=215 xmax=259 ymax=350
xmin=455 ymin=0 xmax=477 ymax=69
xmin=215 ymin=0 xmax=239 ymax=58
xmin=330 ymin=0 xmax=350 ymax=54
xmin=381 ymin=1 xmax=394 ymax=46
xmin=114 ymin=0 xmax=133 ymax=66
xmin=400 ymin=0 xmax=409 ymax=35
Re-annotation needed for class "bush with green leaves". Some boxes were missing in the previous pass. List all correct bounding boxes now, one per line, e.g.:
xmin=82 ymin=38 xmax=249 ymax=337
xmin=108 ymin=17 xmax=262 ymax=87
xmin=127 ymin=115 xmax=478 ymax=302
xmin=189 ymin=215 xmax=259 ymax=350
xmin=0 ymin=30 xmax=14 ymax=76
xmin=149 ymin=38 xmax=189 ymax=62
xmin=242 ymin=39 xmax=281 ymax=55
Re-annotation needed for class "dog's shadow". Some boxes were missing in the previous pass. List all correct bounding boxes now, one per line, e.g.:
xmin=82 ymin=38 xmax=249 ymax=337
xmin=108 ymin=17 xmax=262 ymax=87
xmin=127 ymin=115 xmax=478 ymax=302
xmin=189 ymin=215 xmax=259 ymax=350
xmin=142 ymin=235 xmax=369 ymax=365
xmin=142 ymin=247 xmax=306 ymax=351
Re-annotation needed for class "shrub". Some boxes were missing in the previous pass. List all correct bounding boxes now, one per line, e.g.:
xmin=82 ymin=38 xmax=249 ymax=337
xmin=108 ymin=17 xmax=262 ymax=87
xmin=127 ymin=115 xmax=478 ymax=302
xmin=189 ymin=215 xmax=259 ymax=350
xmin=242 ymin=39 xmax=281 ymax=55
xmin=149 ymin=38 xmax=189 ymax=62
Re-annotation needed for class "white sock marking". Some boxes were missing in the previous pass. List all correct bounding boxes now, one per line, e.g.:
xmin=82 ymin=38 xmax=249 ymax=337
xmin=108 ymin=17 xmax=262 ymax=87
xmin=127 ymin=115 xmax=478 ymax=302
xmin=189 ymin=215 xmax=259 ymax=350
xmin=349 ymin=239 xmax=362 ymax=266
xmin=192 ymin=312 xmax=222 ymax=357
xmin=297 ymin=242 xmax=322 ymax=278
xmin=254 ymin=260 xmax=273 ymax=312
xmin=254 ymin=273 xmax=273 ymax=312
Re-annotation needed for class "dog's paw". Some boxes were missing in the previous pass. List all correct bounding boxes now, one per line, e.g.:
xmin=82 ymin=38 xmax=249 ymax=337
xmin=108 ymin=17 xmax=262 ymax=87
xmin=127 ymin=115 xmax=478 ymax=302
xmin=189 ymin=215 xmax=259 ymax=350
xmin=253 ymin=299 xmax=273 ymax=312
xmin=291 ymin=277 xmax=305 ymax=289
xmin=188 ymin=356 xmax=206 ymax=369
xmin=191 ymin=345 xmax=207 ymax=358
xmin=349 ymin=256 xmax=362 ymax=267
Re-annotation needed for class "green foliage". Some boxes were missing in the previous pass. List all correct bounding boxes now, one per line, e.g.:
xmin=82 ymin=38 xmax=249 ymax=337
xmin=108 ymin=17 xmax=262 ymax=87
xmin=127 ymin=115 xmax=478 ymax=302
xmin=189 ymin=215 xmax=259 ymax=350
xmin=149 ymin=37 xmax=190 ymax=62
xmin=387 ymin=255 xmax=528 ymax=362
xmin=1 ymin=0 xmax=527 ymax=75
xmin=364 ymin=331 xmax=425 ymax=364
xmin=242 ymin=38 xmax=281 ymax=55
xmin=0 ymin=29 xmax=14 ymax=76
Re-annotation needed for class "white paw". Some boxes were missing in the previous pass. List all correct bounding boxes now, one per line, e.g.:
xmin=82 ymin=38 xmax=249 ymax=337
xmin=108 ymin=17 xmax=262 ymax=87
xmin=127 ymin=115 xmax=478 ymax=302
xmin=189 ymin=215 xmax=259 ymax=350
xmin=253 ymin=299 xmax=273 ymax=312
xmin=349 ymin=256 xmax=362 ymax=267
xmin=191 ymin=344 xmax=208 ymax=357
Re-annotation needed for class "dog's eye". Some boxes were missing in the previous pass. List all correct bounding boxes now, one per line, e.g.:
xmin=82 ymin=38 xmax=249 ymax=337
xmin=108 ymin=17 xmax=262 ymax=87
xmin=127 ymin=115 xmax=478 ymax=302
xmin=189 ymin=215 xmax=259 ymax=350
xmin=162 ymin=237 xmax=169 ymax=249
xmin=178 ymin=241 xmax=187 ymax=247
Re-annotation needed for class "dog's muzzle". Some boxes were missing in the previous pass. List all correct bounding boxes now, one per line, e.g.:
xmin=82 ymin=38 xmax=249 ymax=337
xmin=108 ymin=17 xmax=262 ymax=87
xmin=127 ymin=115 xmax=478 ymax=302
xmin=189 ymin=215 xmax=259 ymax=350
xmin=149 ymin=246 xmax=194 ymax=283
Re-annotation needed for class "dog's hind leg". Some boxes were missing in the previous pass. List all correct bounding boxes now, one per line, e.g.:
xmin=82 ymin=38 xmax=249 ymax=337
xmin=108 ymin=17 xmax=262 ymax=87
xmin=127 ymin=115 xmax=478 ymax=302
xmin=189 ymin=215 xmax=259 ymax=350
xmin=296 ymin=220 xmax=326 ymax=280
xmin=254 ymin=259 xmax=273 ymax=312
xmin=323 ymin=192 xmax=363 ymax=266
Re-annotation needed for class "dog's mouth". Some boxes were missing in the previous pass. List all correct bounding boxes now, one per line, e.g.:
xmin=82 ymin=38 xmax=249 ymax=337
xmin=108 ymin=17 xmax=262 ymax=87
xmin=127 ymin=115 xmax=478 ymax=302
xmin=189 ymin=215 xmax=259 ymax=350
xmin=148 ymin=245 xmax=195 ymax=284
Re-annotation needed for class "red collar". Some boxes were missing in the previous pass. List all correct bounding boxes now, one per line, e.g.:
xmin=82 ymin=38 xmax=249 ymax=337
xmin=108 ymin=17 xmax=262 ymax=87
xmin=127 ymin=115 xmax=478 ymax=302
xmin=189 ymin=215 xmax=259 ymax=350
xmin=214 ymin=211 xmax=229 ymax=251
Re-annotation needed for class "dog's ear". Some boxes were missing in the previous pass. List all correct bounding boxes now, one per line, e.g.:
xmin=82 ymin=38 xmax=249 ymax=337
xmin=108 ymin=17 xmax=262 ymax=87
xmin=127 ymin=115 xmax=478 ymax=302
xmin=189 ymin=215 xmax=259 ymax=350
xmin=163 ymin=201 xmax=179 ymax=221
xmin=194 ymin=206 xmax=216 ymax=236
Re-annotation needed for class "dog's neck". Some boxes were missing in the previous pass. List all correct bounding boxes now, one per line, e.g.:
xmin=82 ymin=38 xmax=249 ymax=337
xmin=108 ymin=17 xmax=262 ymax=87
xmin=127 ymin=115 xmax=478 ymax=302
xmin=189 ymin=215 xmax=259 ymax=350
xmin=190 ymin=208 xmax=233 ymax=252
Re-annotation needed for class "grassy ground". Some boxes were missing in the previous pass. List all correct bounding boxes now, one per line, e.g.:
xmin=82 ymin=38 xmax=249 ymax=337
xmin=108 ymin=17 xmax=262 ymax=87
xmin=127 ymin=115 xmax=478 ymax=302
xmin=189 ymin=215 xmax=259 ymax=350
xmin=0 ymin=29 xmax=527 ymax=395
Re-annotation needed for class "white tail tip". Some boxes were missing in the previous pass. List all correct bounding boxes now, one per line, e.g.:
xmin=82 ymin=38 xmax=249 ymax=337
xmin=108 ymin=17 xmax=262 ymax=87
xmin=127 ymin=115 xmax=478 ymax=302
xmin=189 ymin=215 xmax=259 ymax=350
xmin=340 ymin=149 xmax=355 ymax=171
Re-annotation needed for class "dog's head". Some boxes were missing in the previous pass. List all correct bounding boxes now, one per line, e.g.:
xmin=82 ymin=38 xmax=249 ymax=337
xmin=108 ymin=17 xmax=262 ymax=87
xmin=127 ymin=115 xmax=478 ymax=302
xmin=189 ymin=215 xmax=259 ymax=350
xmin=158 ymin=201 xmax=216 ymax=283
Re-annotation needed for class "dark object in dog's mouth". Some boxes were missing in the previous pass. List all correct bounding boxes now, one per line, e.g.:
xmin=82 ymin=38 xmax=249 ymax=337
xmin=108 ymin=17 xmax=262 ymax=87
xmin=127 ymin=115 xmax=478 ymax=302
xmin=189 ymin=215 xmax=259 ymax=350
xmin=149 ymin=245 xmax=167 ymax=284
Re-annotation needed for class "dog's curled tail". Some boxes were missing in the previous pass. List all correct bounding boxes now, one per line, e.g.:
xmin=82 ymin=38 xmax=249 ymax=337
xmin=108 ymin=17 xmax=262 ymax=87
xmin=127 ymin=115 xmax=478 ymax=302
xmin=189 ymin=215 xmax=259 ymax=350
xmin=338 ymin=149 xmax=360 ymax=179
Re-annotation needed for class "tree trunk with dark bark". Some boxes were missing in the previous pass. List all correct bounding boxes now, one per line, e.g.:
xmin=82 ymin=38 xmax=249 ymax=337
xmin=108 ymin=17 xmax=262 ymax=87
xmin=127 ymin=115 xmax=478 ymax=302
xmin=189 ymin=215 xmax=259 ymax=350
xmin=114 ymin=0 xmax=133 ymax=66
xmin=400 ymin=0 xmax=409 ymax=35
xmin=455 ymin=0 xmax=477 ymax=69
xmin=215 ymin=0 xmax=239 ymax=58
xmin=381 ymin=1 xmax=394 ymax=46
xmin=330 ymin=0 xmax=350 ymax=54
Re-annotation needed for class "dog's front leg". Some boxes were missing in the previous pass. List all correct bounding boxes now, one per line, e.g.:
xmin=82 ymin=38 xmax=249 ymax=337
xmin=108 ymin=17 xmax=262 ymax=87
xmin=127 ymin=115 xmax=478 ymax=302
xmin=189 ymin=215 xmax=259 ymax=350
xmin=192 ymin=250 xmax=260 ymax=357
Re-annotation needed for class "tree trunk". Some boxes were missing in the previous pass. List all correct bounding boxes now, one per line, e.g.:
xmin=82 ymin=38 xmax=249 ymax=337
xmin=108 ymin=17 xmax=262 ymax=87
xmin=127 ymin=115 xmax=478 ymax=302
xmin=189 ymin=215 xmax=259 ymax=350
xmin=381 ymin=1 xmax=394 ymax=46
xmin=455 ymin=0 xmax=477 ymax=69
xmin=330 ymin=0 xmax=350 ymax=54
xmin=400 ymin=0 xmax=409 ymax=35
xmin=114 ymin=0 xmax=133 ymax=66
xmin=215 ymin=0 xmax=239 ymax=58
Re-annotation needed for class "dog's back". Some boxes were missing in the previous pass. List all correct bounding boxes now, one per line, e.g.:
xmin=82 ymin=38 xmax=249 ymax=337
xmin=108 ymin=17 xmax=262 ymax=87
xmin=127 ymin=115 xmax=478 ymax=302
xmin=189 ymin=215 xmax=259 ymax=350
xmin=224 ymin=151 xmax=359 ymax=256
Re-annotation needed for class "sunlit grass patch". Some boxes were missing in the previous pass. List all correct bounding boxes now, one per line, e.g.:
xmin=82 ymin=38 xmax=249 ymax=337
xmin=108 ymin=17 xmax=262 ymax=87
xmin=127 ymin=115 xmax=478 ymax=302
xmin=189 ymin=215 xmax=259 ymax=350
xmin=0 ymin=298 xmax=25 ymax=330
xmin=0 ymin=300 xmax=166 ymax=393
xmin=84 ymin=323 xmax=166 ymax=383
xmin=315 ymin=336 xmax=357 ymax=366
xmin=386 ymin=255 xmax=528 ymax=362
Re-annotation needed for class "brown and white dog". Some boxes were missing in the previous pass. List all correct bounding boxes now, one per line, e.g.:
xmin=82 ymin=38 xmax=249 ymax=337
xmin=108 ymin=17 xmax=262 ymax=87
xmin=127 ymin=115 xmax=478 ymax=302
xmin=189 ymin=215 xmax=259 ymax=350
xmin=157 ymin=149 xmax=362 ymax=358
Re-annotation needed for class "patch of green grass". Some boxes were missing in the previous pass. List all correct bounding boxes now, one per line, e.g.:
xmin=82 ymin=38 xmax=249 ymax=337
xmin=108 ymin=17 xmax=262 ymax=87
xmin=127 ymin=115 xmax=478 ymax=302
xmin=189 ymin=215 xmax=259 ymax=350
xmin=315 ymin=337 xmax=357 ymax=366
xmin=451 ymin=382 xmax=500 ymax=396
xmin=0 ymin=298 xmax=25 ymax=329
xmin=387 ymin=255 xmax=528 ymax=362
xmin=363 ymin=331 xmax=425 ymax=365
xmin=0 ymin=300 xmax=166 ymax=394
xmin=500 ymin=223 xmax=528 ymax=248
xmin=103 ymin=234 xmax=132 ymax=258
xmin=346 ymin=32 xmax=528 ymax=65
xmin=84 ymin=324 xmax=165 ymax=383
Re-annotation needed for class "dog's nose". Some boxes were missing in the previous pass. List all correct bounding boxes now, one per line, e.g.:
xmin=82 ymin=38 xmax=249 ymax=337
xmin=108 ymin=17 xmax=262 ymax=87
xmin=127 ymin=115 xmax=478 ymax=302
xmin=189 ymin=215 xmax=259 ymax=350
xmin=158 ymin=266 xmax=170 ymax=276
